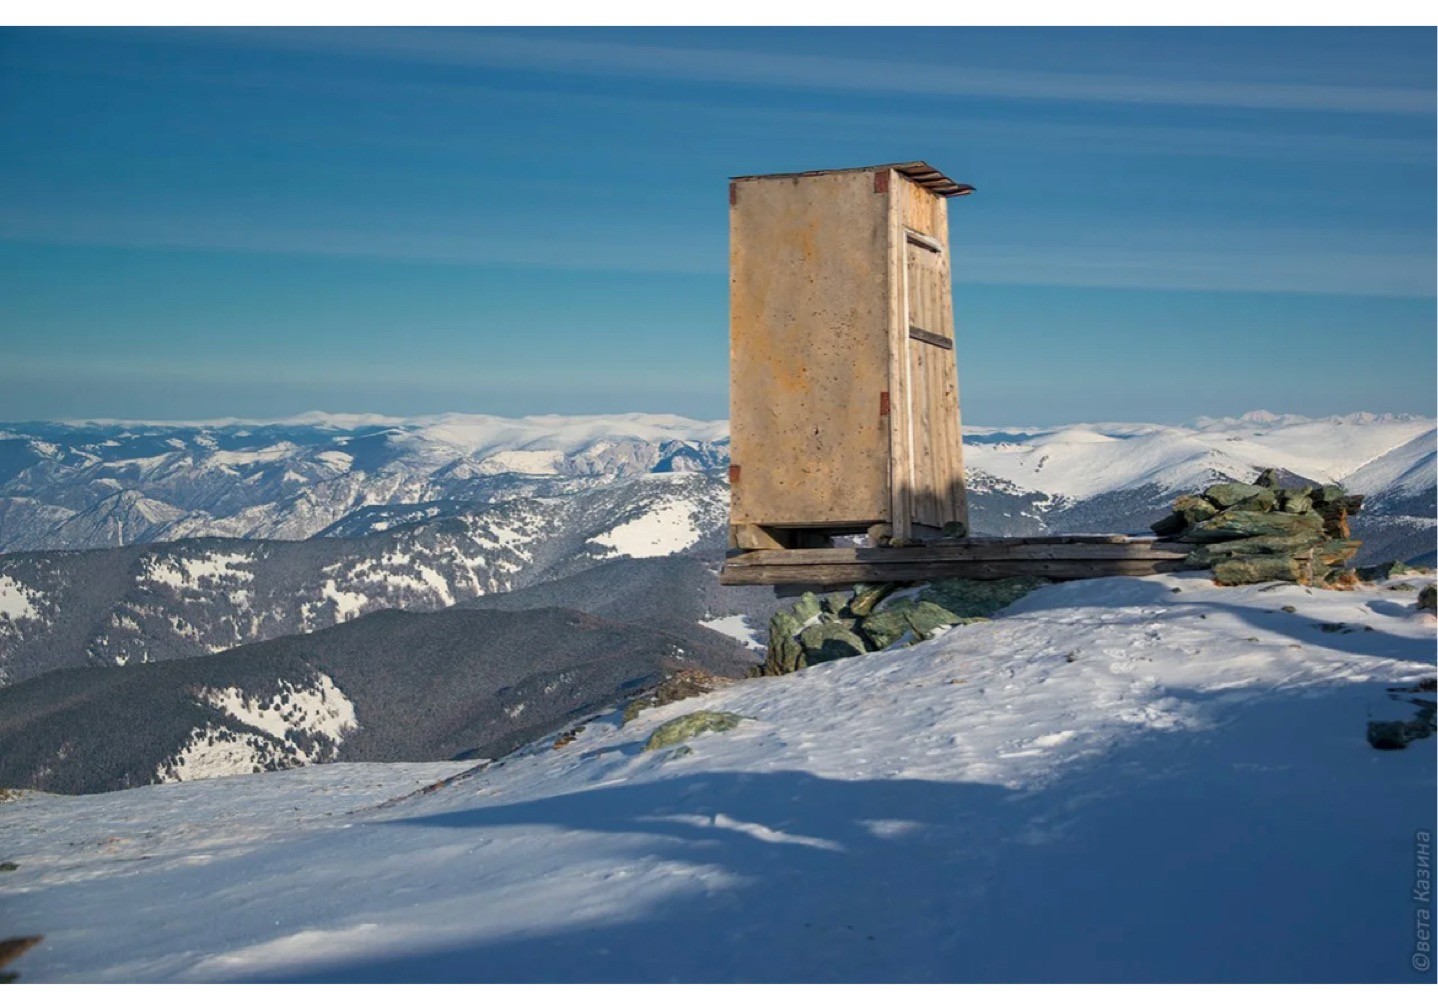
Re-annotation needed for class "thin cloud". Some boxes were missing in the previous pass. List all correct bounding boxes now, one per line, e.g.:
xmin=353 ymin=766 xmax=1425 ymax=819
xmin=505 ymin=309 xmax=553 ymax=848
xmin=1 ymin=209 xmax=1431 ymax=298
xmin=0 ymin=210 xmax=721 ymax=276
xmin=226 ymin=28 xmax=1434 ymax=116
xmin=965 ymin=244 xmax=1435 ymax=298
xmin=15 ymin=42 xmax=1427 ymax=165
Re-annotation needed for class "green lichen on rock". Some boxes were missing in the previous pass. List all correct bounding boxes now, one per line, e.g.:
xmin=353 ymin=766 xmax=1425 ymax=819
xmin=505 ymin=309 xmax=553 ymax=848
xmin=1212 ymin=556 xmax=1305 ymax=586
xmin=1174 ymin=494 xmax=1219 ymax=523
xmin=899 ymin=600 xmax=963 ymax=639
xmin=1184 ymin=532 xmax=1327 ymax=567
xmin=1228 ymin=488 xmax=1278 ymax=513
xmin=644 ymin=710 xmax=744 ymax=751
xmin=797 ymin=621 xmax=868 ymax=663
xmin=858 ymin=608 xmax=912 ymax=650
xmin=789 ymin=591 xmax=823 ymax=624
xmin=1180 ymin=509 xmax=1324 ymax=543
xmin=1204 ymin=482 xmax=1265 ymax=509
xmin=760 ymin=607 xmax=809 ymax=676
xmin=848 ymin=582 xmax=899 ymax=618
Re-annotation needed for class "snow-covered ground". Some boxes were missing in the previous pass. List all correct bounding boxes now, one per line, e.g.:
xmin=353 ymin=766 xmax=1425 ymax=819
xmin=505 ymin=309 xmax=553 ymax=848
xmin=3 ymin=573 xmax=1434 ymax=983
xmin=699 ymin=613 xmax=765 ymax=651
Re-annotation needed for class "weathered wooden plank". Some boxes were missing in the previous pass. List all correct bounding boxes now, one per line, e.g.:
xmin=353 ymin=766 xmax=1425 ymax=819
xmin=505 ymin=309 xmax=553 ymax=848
xmin=886 ymin=174 xmax=913 ymax=542
xmin=721 ymin=557 xmax=1185 ymax=586
xmin=905 ymin=230 xmax=944 ymax=253
xmin=905 ymin=221 xmax=942 ymax=530
xmin=934 ymin=196 xmax=967 ymax=533
xmin=724 ymin=540 xmax=1191 ymax=566
xmin=728 ymin=523 xmax=792 ymax=550
xmin=933 ymin=533 xmax=1134 ymax=546
xmin=908 ymin=325 xmax=954 ymax=350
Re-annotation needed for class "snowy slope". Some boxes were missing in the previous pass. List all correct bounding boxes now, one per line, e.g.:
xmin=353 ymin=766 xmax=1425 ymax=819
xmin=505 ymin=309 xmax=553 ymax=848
xmin=1346 ymin=428 xmax=1438 ymax=509
xmin=4 ymin=572 xmax=1432 ymax=983
xmin=966 ymin=411 xmax=1434 ymax=501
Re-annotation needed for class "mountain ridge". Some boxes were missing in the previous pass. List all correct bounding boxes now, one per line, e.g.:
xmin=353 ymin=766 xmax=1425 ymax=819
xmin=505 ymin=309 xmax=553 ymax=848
xmin=0 ymin=411 xmax=1430 ymax=556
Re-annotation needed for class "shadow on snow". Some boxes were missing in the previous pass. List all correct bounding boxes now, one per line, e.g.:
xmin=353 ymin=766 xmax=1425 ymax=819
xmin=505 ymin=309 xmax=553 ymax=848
xmin=270 ymin=654 xmax=1434 ymax=983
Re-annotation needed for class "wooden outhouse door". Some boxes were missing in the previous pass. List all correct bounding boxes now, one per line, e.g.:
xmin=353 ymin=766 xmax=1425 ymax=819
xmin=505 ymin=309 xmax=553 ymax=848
xmin=894 ymin=229 xmax=968 ymax=538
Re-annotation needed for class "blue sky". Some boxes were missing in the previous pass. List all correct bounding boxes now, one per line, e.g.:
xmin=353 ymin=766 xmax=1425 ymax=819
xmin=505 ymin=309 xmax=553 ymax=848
xmin=0 ymin=27 xmax=1433 ymax=425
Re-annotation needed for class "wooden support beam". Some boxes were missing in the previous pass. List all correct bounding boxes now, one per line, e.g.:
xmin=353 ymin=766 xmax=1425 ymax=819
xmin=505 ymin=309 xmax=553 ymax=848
xmin=722 ymin=557 xmax=1186 ymax=587
xmin=728 ymin=523 xmax=793 ymax=550
xmin=719 ymin=535 xmax=1194 ymax=586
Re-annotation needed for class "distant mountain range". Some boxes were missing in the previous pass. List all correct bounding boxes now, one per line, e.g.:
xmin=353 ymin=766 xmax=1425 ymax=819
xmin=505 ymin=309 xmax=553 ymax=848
xmin=2 ymin=409 xmax=1428 ymax=559
xmin=1 ymin=409 xmax=1432 ymax=684
xmin=0 ymin=413 xmax=728 ymax=550
xmin=0 ymin=473 xmax=731 ymax=685
xmin=0 ymin=409 xmax=1430 ymax=794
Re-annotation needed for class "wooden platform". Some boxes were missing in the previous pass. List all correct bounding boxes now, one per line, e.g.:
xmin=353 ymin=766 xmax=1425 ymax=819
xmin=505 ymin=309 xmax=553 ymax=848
xmin=719 ymin=534 xmax=1194 ymax=587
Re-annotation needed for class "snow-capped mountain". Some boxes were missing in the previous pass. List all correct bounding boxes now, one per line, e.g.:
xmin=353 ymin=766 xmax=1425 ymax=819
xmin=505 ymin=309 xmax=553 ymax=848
xmin=968 ymin=410 xmax=1433 ymax=501
xmin=0 ymin=411 xmax=1430 ymax=685
xmin=963 ymin=411 xmax=1435 ymax=563
xmin=0 ymin=473 xmax=730 ymax=685
xmin=0 ymin=411 xmax=1429 ymax=559
xmin=0 ymin=413 xmax=730 ymax=553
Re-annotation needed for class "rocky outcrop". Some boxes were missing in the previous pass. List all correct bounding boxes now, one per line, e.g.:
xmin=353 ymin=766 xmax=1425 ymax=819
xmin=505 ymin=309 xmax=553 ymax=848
xmin=1367 ymin=679 xmax=1436 ymax=751
xmin=621 ymin=667 xmax=736 ymax=725
xmin=643 ymin=710 xmax=744 ymax=751
xmin=756 ymin=577 xmax=1045 ymax=677
xmin=1152 ymin=471 xmax=1364 ymax=588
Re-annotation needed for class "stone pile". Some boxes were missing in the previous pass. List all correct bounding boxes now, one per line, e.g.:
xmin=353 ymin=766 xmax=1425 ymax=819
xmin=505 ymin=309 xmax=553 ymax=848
xmin=1150 ymin=469 xmax=1364 ymax=587
xmin=756 ymin=576 xmax=1044 ymax=677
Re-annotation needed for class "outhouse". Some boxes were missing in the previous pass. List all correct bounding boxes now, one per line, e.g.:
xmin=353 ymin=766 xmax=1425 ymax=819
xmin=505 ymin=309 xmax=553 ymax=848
xmin=727 ymin=161 xmax=974 ymax=551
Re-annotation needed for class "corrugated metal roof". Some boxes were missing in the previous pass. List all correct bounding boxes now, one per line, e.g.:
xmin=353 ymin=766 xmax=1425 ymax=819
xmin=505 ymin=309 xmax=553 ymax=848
xmin=729 ymin=161 xmax=974 ymax=198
